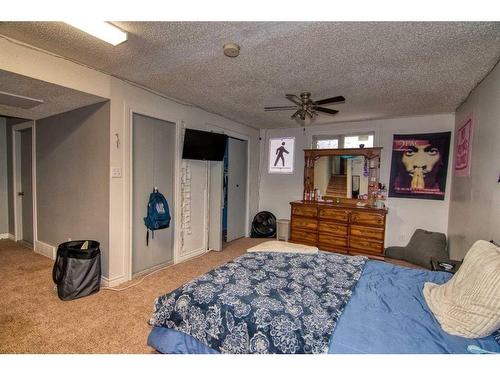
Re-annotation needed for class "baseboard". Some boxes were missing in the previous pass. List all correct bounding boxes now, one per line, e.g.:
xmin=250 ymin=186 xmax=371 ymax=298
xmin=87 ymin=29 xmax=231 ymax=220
xmin=176 ymin=247 xmax=208 ymax=263
xmin=34 ymin=240 xmax=56 ymax=260
xmin=8 ymin=233 xmax=15 ymax=241
xmin=101 ymin=274 xmax=127 ymax=288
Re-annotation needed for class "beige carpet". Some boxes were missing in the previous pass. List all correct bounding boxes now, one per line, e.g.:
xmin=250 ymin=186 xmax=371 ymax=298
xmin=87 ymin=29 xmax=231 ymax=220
xmin=0 ymin=237 xmax=267 ymax=353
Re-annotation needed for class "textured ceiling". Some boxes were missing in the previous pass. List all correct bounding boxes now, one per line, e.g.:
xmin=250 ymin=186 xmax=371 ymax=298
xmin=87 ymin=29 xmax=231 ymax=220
xmin=0 ymin=70 xmax=106 ymax=120
xmin=0 ymin=22 xmax=499 ymax=128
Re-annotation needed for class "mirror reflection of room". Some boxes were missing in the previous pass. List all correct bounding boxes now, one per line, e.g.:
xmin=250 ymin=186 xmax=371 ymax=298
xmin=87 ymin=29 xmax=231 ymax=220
xmin=314 ymin=155 xmax=369 ymax=199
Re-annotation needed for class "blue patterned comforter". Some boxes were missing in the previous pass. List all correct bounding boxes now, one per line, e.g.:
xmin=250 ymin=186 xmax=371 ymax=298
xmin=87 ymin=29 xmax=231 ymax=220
xmin=149 ymin=252 xmax=367 ymax=354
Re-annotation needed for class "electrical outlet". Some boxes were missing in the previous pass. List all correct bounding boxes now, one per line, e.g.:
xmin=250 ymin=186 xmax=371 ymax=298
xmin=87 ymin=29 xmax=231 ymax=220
xmin=111 ymin=167 xmax=122 ymax=178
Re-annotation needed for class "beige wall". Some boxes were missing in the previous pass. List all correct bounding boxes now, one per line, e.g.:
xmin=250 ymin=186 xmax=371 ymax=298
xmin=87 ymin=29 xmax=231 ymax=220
xmin=259 ymin=113 xmax=455 ymax=248
xmin=448 ymin=62 xmax=500 ymax=260
xmin=0 ymin=36 xmax=260 ymax=285
xmin=0 ymin=37 xmax=110 ymax=99
xmin=0 ymin=118 xmax=7 ymax=234
xmin=36 ymin=102 xmax=110 ymax=274
xmin=109 ymin=78 xmax=260 ymax=283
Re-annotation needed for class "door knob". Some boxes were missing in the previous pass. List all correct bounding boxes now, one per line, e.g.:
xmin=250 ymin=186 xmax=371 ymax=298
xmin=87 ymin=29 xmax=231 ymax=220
xmin=18 ymin=192 xmax=24 ymax=196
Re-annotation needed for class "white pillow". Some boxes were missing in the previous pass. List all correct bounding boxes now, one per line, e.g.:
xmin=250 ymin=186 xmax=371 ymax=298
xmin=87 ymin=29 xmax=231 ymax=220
xmin=247 ymin=240 xmax=319 ymax=254
xmin=423 ymin=240 xmax=500 ymax=338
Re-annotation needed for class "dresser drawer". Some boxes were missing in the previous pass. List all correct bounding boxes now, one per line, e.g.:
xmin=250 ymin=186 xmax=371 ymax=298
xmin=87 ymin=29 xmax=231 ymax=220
xmin=318 ymin=207 xmax=350 ymax=222
xmin=291 ymin=217 xmax=318 ymax=231
xmin=350 ymin=211 xmax=385 ymax=226
xmin=349 ymin=237 xmax=384 ymax=254
xmin=290 ymin=229 xmax=317 ymax=245
xmin=318 ymin=233 xmax=348 ymax=248
xmin=349 ymin=250 xmax=385 ymax=260
xmin=350 ymin=225 xmax=384 ymax=241
xmin=320 ymin=245 xmax=349 ymax=255
xmin=318 ymin=221 xmax=348 ymax=236
xmin=291 ymin=204 xmax=317 ymax=217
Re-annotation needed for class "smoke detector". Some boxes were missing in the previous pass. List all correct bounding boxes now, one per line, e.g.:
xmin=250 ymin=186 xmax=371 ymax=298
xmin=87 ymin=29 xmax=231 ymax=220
xmin=223 ymin=43 xmax=240 ymax=58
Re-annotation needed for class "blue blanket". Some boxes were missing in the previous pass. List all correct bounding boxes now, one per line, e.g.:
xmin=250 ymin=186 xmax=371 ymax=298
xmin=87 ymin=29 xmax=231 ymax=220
xmin=328 ymin=261 xmax=500 ymax=353
xmin=148 ymin=259 xmax=500 ymax=354
xmin=149 ymin=252 xmax=367 ymax=354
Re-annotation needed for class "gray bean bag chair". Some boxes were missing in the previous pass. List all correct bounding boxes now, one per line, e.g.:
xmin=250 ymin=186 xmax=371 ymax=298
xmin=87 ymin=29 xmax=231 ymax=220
xmin=384 ymin=229 xmax=447 ymax=269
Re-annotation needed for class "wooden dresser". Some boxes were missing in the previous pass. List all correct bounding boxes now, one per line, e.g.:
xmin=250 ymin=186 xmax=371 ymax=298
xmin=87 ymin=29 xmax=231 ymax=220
xmin=290 ymin=200 xmax=388 ymax=259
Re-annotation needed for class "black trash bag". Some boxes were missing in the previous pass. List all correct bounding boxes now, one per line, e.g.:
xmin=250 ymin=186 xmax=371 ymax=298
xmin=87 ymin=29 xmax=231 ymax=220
xmin=52 ymin=240 xmax=101 ymax=301
xmin=251 ymin=211 xmax=277 ymax=238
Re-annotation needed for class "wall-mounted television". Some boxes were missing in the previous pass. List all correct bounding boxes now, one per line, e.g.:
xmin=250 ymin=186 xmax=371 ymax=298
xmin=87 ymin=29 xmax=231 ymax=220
xmin=182 ymin=128 xmax=228 ymax=161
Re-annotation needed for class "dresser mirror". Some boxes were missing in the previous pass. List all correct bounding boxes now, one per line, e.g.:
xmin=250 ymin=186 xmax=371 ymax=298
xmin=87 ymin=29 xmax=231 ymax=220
xmin=304 ymin=147 xmax=382 ymax=202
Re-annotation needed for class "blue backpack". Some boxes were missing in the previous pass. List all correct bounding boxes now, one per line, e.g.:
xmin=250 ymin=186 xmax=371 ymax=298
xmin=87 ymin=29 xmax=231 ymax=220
xmin=144 ymin=188 xmax=171 ymax=245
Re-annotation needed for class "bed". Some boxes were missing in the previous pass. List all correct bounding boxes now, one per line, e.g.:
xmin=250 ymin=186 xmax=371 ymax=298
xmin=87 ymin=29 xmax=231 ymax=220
xmin=147 ymin=251 xmax=500 ymax=354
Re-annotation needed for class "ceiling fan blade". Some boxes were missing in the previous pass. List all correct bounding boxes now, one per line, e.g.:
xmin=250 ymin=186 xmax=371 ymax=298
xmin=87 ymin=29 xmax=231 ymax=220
xmin=291 ymin=110 xmax=301 ymax=119
xmin=316 ymin=107 xmax=339 ymax=115
xmin=285 ymin=94 xmax=303 ymax=105
xmin=314 ymin=96 xmax=345 ymax=105
xmin=264 ymin=106 xmax=298 ymax=111
xmin=305 ymin=107 xmax=316 ymax=118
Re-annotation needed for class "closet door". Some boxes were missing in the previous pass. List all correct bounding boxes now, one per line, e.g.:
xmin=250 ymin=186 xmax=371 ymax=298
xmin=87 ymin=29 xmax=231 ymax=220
xmin=132 ymin=114 xmax=175 ymax=276
xmin=20 ymin=128 xmax=33 ymax=244
xmin=208 ymin=161 xmax=223 ymax=251
xmin=180 ymin=159 xmax=208 ymax=257
xmin=226 ymin=137 xmax=247 ymax=242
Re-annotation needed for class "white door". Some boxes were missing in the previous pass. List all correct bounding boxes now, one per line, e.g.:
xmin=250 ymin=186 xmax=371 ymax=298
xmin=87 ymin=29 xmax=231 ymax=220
xmin=132 ymin=114 xmax=175 ymax=276
xmin=226 ymin=138 xmax=247 ymax=242
xmin=208 ymin=161 xmax=223 ymax=251
xmin=20 ymin=128 xmax=33 ymax=244
xmin=180 ymin=159 xmax=208 ymax=257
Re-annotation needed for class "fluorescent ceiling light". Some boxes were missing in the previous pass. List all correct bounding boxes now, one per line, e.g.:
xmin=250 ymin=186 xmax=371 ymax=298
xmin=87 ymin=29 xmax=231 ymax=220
xmin=65 ymin=21 xmax=127 ymax=46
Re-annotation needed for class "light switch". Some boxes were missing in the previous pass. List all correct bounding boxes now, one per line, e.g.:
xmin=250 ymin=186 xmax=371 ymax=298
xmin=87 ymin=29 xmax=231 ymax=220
xmin=111 ymin=167 xmax=122 ymax=178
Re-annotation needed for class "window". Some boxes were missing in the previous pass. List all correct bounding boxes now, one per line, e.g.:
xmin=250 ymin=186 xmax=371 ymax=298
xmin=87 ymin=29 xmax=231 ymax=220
xmin=343 ymin=134 xmax=374 ymax=148
xmin=313 ymin=132 xmax=375 ymax=149
xmin=315 ymin=139 xmax=339 ymax=149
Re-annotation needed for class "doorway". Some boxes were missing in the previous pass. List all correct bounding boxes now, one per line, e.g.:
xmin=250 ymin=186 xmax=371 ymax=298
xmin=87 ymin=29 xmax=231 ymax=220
xmin=207 ymin=135 xmax=249 ymax=250
xmin=131 ymin=113 xmax=175 ymax=276
xmin=12 ymin=121 xmax=36 ymax=247
xmin=224 ymin=137 xmax=248 ymax=244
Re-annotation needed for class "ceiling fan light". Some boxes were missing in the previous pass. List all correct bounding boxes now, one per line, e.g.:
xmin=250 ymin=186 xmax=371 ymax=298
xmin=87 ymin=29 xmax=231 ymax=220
xmin=269 ymin=92 xmax=345 ymax=123
xmin=65 ymin=21 xmax=127 ymax=46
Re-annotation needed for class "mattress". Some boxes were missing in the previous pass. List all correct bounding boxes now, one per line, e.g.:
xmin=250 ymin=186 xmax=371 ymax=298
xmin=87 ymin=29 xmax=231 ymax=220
xmin=148 ymin=259 xmax=500 ymax=354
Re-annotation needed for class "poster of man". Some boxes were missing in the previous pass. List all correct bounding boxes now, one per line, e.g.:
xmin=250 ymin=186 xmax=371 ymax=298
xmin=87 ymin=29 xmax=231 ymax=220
xmin=454 ymin=117 xmax=473 ymax=177
xmin=269 ymin=137 xmax=295 ymax=174
xmin=389 ymin=131 xmax=451 ymax=200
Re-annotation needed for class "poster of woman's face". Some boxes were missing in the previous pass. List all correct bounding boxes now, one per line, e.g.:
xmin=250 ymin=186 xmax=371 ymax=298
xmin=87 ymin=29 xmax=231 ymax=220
xmin=389 ymin=132 xmax=451 ymax=200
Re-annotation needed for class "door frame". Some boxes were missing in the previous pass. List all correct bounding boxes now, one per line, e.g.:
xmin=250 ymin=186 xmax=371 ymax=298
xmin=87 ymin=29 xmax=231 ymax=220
xmin=126 ymin=109 xmax=181 ymax=281
xmin=11 ymin=121 xmax=37 ymax=245
xmin=206 ymin=123 xmax=251 ymax=238
xmin=225 ymin=136 xmax=250 ymax=242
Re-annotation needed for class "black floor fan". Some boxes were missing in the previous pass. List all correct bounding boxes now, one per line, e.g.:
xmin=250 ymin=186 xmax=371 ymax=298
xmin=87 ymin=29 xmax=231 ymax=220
xmin=251 ymin=211 xmax=277 ymax=238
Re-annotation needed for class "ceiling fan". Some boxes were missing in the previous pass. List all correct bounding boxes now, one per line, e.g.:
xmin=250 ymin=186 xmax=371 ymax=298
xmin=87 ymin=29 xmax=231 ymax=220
xmin=264 ymin=92 xmax=345 ymax=121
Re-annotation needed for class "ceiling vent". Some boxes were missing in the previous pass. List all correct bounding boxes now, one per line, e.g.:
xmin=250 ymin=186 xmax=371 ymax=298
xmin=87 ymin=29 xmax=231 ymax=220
xmin=0 ymin=91 xmax=44 ymax=109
